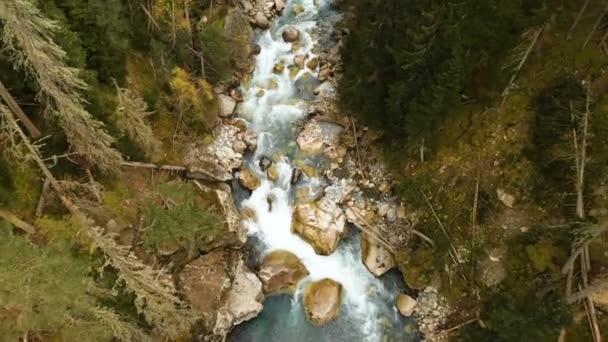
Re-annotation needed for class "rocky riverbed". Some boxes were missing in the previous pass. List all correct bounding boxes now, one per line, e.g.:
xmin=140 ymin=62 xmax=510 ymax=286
xmin=175 ymin=0 xmax=450 ymax=340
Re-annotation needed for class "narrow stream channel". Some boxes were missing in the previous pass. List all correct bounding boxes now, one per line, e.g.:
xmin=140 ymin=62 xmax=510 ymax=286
xmin=228 ymin=1 xmax=418 ymax=340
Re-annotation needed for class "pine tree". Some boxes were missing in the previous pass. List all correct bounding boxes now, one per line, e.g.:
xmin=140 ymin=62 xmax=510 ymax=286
xmin=0 ymin=0 xmax=122 ymax=172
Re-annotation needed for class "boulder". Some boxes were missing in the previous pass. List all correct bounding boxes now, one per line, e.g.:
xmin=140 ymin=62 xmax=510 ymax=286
xmin=256 ymin=89 xmax=265 ymax=97
xmin=258 ymin=250 xmax=309 ymax=295
xmin=216 ymin=262 xmax=264 ymax=330
xmin=290 ymin=167 xmax=303 ymax=184
xmin=496 ymin=188 xmax=516 ymax=208
xmin=297 ymin=119 xmax=343 ymax=154
xmin=306 ymin=56 xmax=319 ymax=70
xmin=303 ymin=278 xmax=343 ymax=326
xmin=318 ymin=65 xmax=332 ymax=81
xmin=396 ymin=293 xmax=417 ymax=317
xmin=239 ymin=167 xmax=261 ymax=191
xmin=274 ymin=0 xmax=285 ymax=12
xmin=184 ymin=123 xmax=254 ymax=179
xmin=179 ymin=249 xmax=264 ymax=336
xmin=294 ymin=54 xmax=307 ymax=68
xmin=266 ymin=165 xmax=280 ymax=182
xmin=292 ymin=4 xmax=305 ymax=15
xmin=217 ymin=94 xmax=236 ymax=118
xmin=179 ymin=249 xmax=233 ymax=322
xmin=252 ymin=12 xmax=270 ymax=29
xmin=259 ymin=156 xmax=273 ymax=171
xmin=243 ymin=130 xmax=258 ymax=151
xmin=361 ymin=233 xmax=395 ymax=277
xmin=273 ymin=62 xmax=285 ymax=74
xmin=292 ymin=196 xmax=346 ymax=255
xmin=289 ymin=65 xmax=300 ymax=80
xmin=250 ymin=43 xmax=262 ymax=55
xmin=282 ymin=26 xmax=300 ymax=42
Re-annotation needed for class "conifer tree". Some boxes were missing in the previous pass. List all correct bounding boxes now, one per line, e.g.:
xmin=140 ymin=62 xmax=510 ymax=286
xmin=0 ymin=102 xmax=198 ymax=339
xmin=113 ymin=82 xmax=162 ymax=159
xmin=0 ymin=0 xmax=122 ymax=171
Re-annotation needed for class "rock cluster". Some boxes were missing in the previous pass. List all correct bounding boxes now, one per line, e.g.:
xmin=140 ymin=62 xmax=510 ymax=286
xmin=184 ymin=121 xmax=257 ymax=182
xmin=239 ymin=0 xmax=285 ymax=29
xmin=414 ymin=287 xmax=449 ymax=340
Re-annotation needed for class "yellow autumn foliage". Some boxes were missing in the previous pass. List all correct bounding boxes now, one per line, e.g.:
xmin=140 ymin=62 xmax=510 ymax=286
xmin=151 ymin=0 xmax=193 ymax=32
xmin=168 ymin=67 xmax=217 ymax=128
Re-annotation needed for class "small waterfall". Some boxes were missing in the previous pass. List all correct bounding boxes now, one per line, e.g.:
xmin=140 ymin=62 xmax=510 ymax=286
xmin=230 ymin=0 xmax=414 ymax=340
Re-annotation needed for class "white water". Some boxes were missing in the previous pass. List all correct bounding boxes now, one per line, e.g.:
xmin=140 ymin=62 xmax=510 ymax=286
xmin=234 ymin=0 xmax=409 ymax=340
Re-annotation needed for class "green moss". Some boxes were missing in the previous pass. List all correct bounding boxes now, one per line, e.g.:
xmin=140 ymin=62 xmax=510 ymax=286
xmin=525 ymin=239 xmax=566 ymax=275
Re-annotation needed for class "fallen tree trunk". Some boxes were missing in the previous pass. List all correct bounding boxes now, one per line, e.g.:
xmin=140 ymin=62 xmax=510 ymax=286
xmin=0 ymin=80 xmax=41 ymax=138
xmin=0 ymin=209 xmax=36 ymax=234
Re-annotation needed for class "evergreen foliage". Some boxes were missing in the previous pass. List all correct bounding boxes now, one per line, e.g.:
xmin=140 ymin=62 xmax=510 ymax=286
xmin=0 ymin=227 xmax=147 ymax=341
xmin=339 ymin=0 xmax=549 ymax=143
xmin=143 ymin=182 xmax=224 ymax=255
xmin=0 ymin=0 xmax=123 ymax=171
xmin=461 ymin=289 xmax=571 ymax=341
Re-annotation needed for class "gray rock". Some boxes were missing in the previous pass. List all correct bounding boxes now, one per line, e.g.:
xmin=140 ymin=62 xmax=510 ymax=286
xmin=259 ymin=156 xmax=273 ymax=171
xmin=217 ymin=94 xmax=236 ymax=118
xmin=282 ymin=26 xmax=300 ymax=42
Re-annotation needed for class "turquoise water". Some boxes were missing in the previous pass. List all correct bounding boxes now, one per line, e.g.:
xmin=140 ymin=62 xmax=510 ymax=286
xmin=228 ymin=0 xmax=420 ymax=340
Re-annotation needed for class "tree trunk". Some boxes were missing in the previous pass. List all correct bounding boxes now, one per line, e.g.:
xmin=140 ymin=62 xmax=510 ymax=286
xmin=0 ymin=80 xmax=41 ymax=138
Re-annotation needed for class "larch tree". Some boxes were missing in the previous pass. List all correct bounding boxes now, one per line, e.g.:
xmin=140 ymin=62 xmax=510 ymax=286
xmin=0 ymin=0 xmax=122 ymax=172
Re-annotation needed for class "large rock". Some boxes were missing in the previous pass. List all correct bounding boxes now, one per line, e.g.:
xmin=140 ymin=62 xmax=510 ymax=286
xmin=217 ymin=94 xmax=236 ymax=118
xmin=252 ymin=12 xmax=270 ymax=29
xmin=296 ymin=119 xmax=344 ymax=154
xmin=179 ymin=250 xmax=264 ymax=337
xmin=258 ymin=250 xmax=309 ymax=295
xmin=215 ymin=262 xmax=264 ymax=332
xmin=303 ymin=278 xmax=343 ymax=326
xmin=396 ymin=293 xmax=417 ymax=317
xmin=239 ymin=167 xmax=261 ymax=190
xmin=195 ymin=182 xmax=248 ymax=246
xmin=274 ymin=0 xmax=285 ymax=12
xmin=282 ymin=26 xmax=300 ymax=42
xmin=185 ymin=123 xmax=258 ymax=181
xmin=292 ymin=196 xmax=346 ymax=255
xmin=361 ymin=233 xmax=395 ymax=277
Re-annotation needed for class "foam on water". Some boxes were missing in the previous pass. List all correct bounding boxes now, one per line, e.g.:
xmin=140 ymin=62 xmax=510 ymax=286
xmin=233 ymin=0 xmax=409 ymax=340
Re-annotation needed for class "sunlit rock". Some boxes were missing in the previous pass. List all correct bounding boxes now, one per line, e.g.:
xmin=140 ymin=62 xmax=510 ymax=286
xmin=282 ymin=26 xmax=300 ymax=42
xmin=294 ymin=54 xmax=306 ymax=68
xmin=239 ymin=167 xmax=261 ymax=191
xmin=396 ymin=293 xmax=417 ymax=317
xmin=179 ymin=250 xmax=263 ymax=336
xmin=306 ymin=56 xmax=319 ymax=70
xmin=217 ymin=94 xmax=236 ymax=118
xmin=258 ymin=250 xmax=309 ymax=295
xmin=361 ymin=233 xmax=395 ymax=277
xmin=303 ymin=278 xmax=343 ymax=326
xmin=292 ymin=196 xmax=346 ymax=255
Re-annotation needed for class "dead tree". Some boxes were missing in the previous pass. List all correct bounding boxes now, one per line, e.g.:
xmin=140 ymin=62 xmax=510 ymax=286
xmin=0 ymin=102 xmax=197 ymax=339
xmin=0 ymin=0 xmax=122 ymax=171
